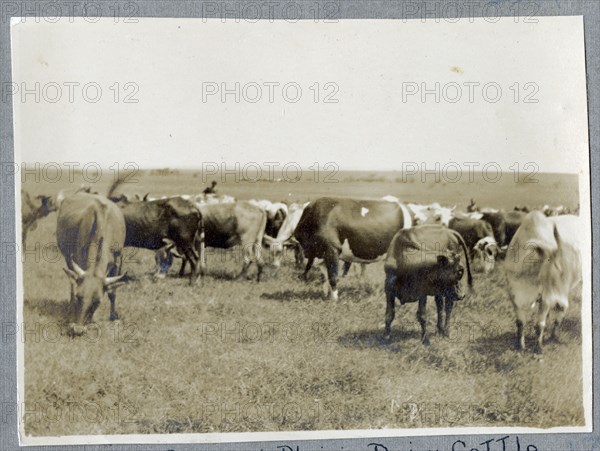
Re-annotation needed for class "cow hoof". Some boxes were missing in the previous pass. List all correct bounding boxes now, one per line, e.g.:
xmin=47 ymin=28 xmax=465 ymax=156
xmin=422 ymin=336 xmax=430 ymax=346
xmin=514 ymin=340 xmax=525 ymax=352
xmin=69 ymin=323 xmax=86 ymax=337
xmin=533 ymin=345 xmax=543 ymax=355
xmin=382 ymin=332 xmax=392 ymax=343
xmin=110 ymin=312 xmax=119 ymax=321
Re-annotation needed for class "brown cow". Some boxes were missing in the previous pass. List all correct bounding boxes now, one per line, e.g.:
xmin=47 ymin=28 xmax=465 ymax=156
xmin=57 ymin=192 xmax=127 ymax=336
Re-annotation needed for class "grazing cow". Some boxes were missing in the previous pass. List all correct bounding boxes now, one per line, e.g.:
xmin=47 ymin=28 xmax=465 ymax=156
xmin=112 ymin=196 xmax=205 ymax=282
xmin=162 ymin=202 xmax=267 ymax=281
xmin=383 ymin=225 xmax=473 ymax=344
xmin=21 ymin=190 xmax=56 ymax=247
xmin=503 ymin=210 xmax=526 ymax=247
xmin=248 ymin=199 xmax=289 ymax=238
xmin=504 ymin=211 xmax=582 ymax=353
xmin=294 ymin=197 xmax=420 ymax=300
xmin=448 ymin=217 xmax=498 ymax=272
xmin=57 ymin=192 xmax=127 ymax=336
xmin=479 ymin=212 xmax=507 ymax=247
xmin=479 ymin=210 xmax=525 ymax=248
xmin=472 ymin=236 xmax=499 ymax=273
xmin=267 ymin=201 xmax=310 ymax=269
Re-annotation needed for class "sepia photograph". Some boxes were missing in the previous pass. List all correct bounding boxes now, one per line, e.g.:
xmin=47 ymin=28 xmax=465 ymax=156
xmin=7 ymin=6 xmax=593 ymax=448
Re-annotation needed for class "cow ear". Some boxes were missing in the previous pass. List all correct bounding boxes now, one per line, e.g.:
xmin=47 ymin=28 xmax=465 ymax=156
xmin=437 ymin=255 xmax=449 ymax=265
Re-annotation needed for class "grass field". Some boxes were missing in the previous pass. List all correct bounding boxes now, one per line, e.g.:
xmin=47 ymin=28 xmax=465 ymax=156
xmin=20 ymin=170 xmax=584 ymax=436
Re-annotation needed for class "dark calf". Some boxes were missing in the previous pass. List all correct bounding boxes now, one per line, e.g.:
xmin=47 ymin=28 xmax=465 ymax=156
xmin=384 ymin=255 xmax=466 ymax=345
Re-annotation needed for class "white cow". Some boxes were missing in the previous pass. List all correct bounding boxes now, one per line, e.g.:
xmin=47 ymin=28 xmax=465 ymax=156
xmin=382 ymin=196 xmax=455 ymax=226
xmin=267 ymin=201 xmax=310 ymax=268
xmin=504 ymin=211 xmax=582 ymax=353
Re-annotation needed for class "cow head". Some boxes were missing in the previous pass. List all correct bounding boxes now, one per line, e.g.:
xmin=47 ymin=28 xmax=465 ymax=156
xmin=266 ymin=208 xmax=287 ymax=238
xmin=408 ymin=203 xmax=454 ymax=226
xmin=473 ymin=237 xmax=499 ymax=273
xmin=434 ymin=253 xmax=466 ymax=301
xmin=63 ymin=261 xmax=127 ymax=335
xmin=36 ymin=194 xmax=56 ymax=217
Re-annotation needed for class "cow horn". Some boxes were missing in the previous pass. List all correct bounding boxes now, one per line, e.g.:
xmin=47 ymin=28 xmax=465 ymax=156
xmin=262 ymin=235 xmax=276 ymax=245
xmin=143 ymin=193 xmax=150 ymax=201
xmin=71 ymin=261 xmax=86 ymax=277
xmin=104 ymin=273 xmax=127 ymax=287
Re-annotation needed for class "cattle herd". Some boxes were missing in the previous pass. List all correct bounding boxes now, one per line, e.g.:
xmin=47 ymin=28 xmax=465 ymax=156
xmin=21 ymin=183 xmax=582 ymax=355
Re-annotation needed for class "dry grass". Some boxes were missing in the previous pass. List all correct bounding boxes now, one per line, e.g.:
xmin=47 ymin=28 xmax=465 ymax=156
xmin=21 ymin=172 xmax=584 ymax=436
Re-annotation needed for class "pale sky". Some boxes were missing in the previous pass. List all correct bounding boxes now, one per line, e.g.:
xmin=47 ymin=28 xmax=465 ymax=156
xmin=11 ymin=16 xmax=589 ymax=173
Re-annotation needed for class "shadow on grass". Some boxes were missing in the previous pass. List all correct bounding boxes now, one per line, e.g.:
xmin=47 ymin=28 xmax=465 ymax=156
xmin=337 ymin=327 xmax=422 ymax=353
xmin=260 ymin=288 xmax=326 ymax=302
xmin=261 ymin=283 xmax=379 ymax=303
xmin=472 ymin=330 xmax=516 ymax=355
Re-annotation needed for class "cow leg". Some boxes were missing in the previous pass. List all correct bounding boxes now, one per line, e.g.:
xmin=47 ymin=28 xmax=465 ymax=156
xmin=255 ymin=243 xmax=265 ymax=282
xmin=108 ymin=291 xmax=119 ymax=321
xmin=107 ymin=263 xmax=119 ymax=321
xmin=444 ymin=298 xmax=454 ymax=336
xmin=319 ymin=263 xmax=330 ymax=298
xmin=534 ymin=300 xmax=552 ymax=354
xmin=342 ymin=261 xmax=351 ymax=277
xmin=550 ymin=303 xmax=568 ymax=343
xmin=513 ymin=305 xmax=530 ymax=352
xmin=416 ymin=296 xmax=429 ymax=345
xmin=294 ymin=245 xmax=305 ymax=268
xmin=178 ymin=257 xmax=187 ymax=277
xmin=179 ymin=247 xmax=199 ymax=285
xmin=237 ymin=253 xmax=251 ymax=280
xmin=303 ymin=256 xmax=315 ymax=280
xmin=324 ymin=247 xmax=339 ymax=300
xmin=435 ymin=296 xmax=444 ymax=335
xmin=237 ymin=241 xmax=262 ymax=281
xmin=154 ymin=247 xmax=174 ymax=279
xmin=360 ymin=264 xmax=366 ymax=278
xmin=383 ymin=272 xmax=397 ymax=339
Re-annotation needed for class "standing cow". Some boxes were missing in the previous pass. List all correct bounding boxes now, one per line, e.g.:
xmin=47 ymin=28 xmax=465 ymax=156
xmin=505 ymin=211 xmax=582 ymax=353
xmin=248 ymin=199 xmax=289 ymax=239
xmin=266 ymin=201 xmax=310 ymax=269
xmin=161 ymin=202 xmax=267 ymax=281
xmin=57 ymin=192 xmax=128 ymax=336
xmin=113 ymin=196 xmax=205 ymax=283
xmin=383 ymin=225 xmax=473 ymax=344
xmin=448 ymin=216 xmax=498 ymax=272
xmin=294 ymin=197 xmax=419 ymax=300
xmin=480 ymin=210 xmax=525 ymax=248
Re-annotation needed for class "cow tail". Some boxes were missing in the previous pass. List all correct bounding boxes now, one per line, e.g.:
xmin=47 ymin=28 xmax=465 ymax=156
xmin=452 ymin=229 xmax=473 ymax=287
xmin=77 ymin=204 xmax=101 ymax=268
